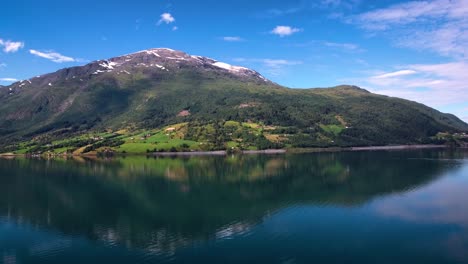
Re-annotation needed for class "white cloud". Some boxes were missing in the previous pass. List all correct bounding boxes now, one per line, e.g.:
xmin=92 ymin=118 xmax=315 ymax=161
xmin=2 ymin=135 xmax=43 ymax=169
xmin=172 ymin=26 xmax=178 ymax=31
xmin=0 ymin=78 xmax=18 ymax=82
xmin=158 ymin=13 xmax=175 ymax=25
xmin=0 ymin=63 xmax=6 ymax=68
xmin=29 ymin=49 xmax=76 ymax=63
xmin=234 ymin=58 xmax=302 ymax=66
xmin=0 ymin=39 xmax=24 ymax=53
xmin=372 ymin=70 xmax=417 ymax=79
xmin=351 ymin=0 xmax=468 ymax=59
xmin=397 ymin=20 xmax=468 ymax=59
xmin=350 ymin=62 xmax=468 ymax=122
xmin=222 ymin=36 xmax=244 ymax=42
xmin=354 ymin=0 xmax=468 ymax=27
xmin=271 ymin=26 xmax=302 ymax=37
xmin=261 ymin=59 xmax=302 ymax=68
xmin=342 ymin=1 xmax=468 ymax=122
xmin=362 ymin=62 xmax=468 ymax=105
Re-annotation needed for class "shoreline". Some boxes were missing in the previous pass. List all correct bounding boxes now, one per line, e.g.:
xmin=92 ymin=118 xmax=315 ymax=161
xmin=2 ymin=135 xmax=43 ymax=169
xmin=0 ymin=144 xmax=456 ymax=158
xmin=348 ymin=144 xmax=448 ymax=151
xmin=149 ymin=150 xmax=227 ymax=156
xmin=150 ymin=149 xmax=288 ymax=156
xmin=286 ymin=144 xmax=450 ymax=154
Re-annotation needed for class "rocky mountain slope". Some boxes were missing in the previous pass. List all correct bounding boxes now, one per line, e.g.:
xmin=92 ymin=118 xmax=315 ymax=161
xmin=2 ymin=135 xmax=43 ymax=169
xmin=0 ymin=48 xmax=467 ymax=152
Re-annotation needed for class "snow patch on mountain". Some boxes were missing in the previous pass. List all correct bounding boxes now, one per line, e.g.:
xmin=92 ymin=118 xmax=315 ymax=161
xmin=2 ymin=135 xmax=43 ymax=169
xmin=153 ymin=64 xmax=167 ymax=70
xmin=146 ymin=50 xmax=161 ymax=57
xmin=99 ymin=61 xmax=119 ymax=70
xmin=93 ymin=70 xmax=106 ymax=75
xmin=212 ymin=62 xmax=249 ymax=73
xmin=64 ymin=48 xmax=270 ymax=83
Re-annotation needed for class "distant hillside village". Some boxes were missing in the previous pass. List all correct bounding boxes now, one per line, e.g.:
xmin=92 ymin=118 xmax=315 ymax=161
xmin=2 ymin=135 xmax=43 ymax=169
xmin=437 ymin=132 xmax=468 ymax=147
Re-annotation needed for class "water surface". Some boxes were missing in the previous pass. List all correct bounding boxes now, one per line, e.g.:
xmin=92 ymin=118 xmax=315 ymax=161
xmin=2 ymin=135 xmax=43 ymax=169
xmin=1 ymin=150 xmax=467 ymax=263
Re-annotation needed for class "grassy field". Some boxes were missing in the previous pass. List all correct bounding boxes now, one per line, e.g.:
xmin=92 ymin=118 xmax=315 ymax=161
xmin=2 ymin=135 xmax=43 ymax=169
xmin=320 ymin=124 xmax=345 ymax=136
xmin=9 ymin=121 xmax=280 ymax=155
xmin=7 ymin=118 xmax=463 ymax=155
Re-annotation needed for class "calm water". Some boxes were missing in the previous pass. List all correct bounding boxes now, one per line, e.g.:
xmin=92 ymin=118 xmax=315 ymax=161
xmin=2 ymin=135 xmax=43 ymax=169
xmin=0 ymin=150 xmax=468 ymax=264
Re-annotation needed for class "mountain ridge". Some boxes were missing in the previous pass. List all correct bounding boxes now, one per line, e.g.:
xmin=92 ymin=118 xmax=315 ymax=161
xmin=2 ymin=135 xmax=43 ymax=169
xmin=5 ymin=48 xmax=272 ymax=91
xmin=0 ymin=48 xmax=467 ymax=153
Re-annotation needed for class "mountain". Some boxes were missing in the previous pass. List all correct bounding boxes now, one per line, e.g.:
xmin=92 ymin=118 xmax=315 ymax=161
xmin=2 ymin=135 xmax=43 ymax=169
xmin=0 ymin=48 xmax=467 ymax=154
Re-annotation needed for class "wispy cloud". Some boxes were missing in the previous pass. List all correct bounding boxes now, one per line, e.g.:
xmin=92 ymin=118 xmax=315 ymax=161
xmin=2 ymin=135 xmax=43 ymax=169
xmin=0 ymin=39 xmax=24 ymax=53
xmin=158 ymin=13 xmax=175 ymax=25
xmin=343 ymin=0 xmax=468 ymax=122
xmin=353 ymin=0 xmax=468 ymax=28
xmin=372 ymin=70 xmax=417 ymax=79
xmin=256 ymin=0 xmax=360 ymax=18
xmin=261 ymin=59 xmax=302 ymax=68
xmin=222 ymin=36 xmax=245 ymax=42
xmin=350 ymin=0 xmax=468 ymax=59
xmin=233 ymin=58 xmax=302 ymax=76
xmin=321 ymin=0 xmax=362 ymax=9
xmin=0 ymin=63 xmax=6 ymax=68
xmin=271 ymin=26 xmax=302 ymax=37
xmin=257 ymin=7 xmax=302 ymax=18
xmin=0 ymin=78 xmax=18 ymax=82
xmin=351 ymin=62 xmax=468 ymax=121
xmin=292 ymin=40 xmax=363 ymax=53
xmin=354 ymin=59 xmax=369 ymax=67
xmin=29 ymin=49 xmax=77 ymax=63
xmin=397 ymin=20 xmax=468 ymax=59
xmin=234 ymin=58 xmax=302 ymax=66
xmin=135 ymin=18 xmax=142 ymax=30
xmin=323 ymin=41 xmax=363 ymax=52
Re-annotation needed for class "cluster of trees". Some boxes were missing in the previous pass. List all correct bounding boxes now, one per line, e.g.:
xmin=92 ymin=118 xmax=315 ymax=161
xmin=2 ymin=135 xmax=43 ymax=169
xmin=146 ymin=144 xmax=191 ymax=153
xmin=23 ymin=134 xmax=124 ymax=154
xmin=185 ymin=120 xmax=282 ymax=150
xmin=26 ymin=138 xmax=96 ymax=154
xmin=185 ymin=121 xmax=227 ymax=150
xmin=82 ymin=135 xmax=125 ymax=153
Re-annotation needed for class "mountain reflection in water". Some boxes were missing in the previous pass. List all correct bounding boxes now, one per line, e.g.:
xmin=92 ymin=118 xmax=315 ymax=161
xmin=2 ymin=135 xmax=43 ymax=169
xmin=0 ymin=150 xmax=467 ymax=264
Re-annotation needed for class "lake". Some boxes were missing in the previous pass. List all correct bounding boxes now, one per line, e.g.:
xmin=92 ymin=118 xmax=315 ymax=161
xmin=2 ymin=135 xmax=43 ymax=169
xmin=1 ymin=150 xmax=467 ymax=264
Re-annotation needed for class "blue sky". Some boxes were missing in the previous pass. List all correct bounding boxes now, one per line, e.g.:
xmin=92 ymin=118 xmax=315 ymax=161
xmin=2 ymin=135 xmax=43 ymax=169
xmin=1 ymin=0 xmax=467 ymax=121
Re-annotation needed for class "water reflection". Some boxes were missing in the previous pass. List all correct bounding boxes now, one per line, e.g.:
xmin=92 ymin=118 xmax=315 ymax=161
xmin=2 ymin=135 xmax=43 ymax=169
xmin=0 ymin=149 xmax=466 ymax=263
xmin=373 ymin=158 xmax=468 ymax=262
